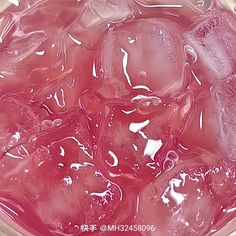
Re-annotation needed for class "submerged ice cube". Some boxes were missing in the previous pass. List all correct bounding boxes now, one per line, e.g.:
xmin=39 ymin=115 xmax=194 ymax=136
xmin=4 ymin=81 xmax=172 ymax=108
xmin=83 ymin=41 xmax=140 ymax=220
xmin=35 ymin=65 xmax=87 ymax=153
xmin=96 ymin=18 xmax=186 ymax=97
xmin=186 ymin=10 xmax=236 ymax=81
xmin=214 ymin=76 xmax=236 ymax=160
xmin=0 ymin=113 xmax=122 ymax=234
xmin=0 ymin=0 xmax=236 ymax=235
xmin=137 ymin=150 xmax=236 ymax=235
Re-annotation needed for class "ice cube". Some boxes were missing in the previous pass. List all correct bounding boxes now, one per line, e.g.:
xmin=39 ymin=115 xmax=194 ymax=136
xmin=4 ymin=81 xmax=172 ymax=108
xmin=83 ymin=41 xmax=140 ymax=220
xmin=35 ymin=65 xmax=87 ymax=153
xmin=214 ymin=76 xmax=236 ymax=160
xmin=218 ymin=0 xmax=236 ymax=15
xmin=0 ymin=0 xmax=94 ymax=99
xmin=0 ymin=95 xmax=40 ymax=155
xmin=68 ymin=0 xmax=133 ymax=49
xmin=84 ymin=0 xmax=132 ymax=23
xmin=0 ymin=112 xmax=122 ymax=234
xmin=135 ymin=0 xmax=212 ymax=18
xmin=180 ymin=91 xmax=218 ymax=152
xmin=186 ymin=10 xmax=236 ymax=82
xmin=95 ymin=97 xmax=191 ymax=185
xmin=136 ymin=150 xmax=235 ymax=235
xmin=96 ymin=18 xmax=186 ymax=97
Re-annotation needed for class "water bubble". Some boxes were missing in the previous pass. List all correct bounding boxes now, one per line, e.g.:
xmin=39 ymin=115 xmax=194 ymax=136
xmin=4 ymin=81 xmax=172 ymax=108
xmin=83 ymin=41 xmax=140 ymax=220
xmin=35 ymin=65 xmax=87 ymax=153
xmin=163 ymin=157 xmax=175 ymax=171
xmin=53 ymin=118 xmax=62 ymax=127
xmin=41 ymin=119 xmax=54 ymax=130
xmin=184 ymin=45 xmax=197 ymax=64
xmin=166 ymin=150 xmax=179 ymax=163
xmin=128 ymin=36 xmax=137 ymax=44
xmin=11 ymin=132 xmax=21 ymax=143
xmin=29 ymin=135 xmax=37 ymax=142
xmin=163 ymin=150 xmax=179 ymax=171
xmin=140 ymin=71 xmax=147 ymax=79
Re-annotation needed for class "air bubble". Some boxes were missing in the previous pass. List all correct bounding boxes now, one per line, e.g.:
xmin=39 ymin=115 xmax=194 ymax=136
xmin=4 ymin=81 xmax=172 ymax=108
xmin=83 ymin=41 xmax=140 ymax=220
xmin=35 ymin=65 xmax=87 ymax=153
xmin=184 ymin=45 xmax=197 ymax=64
xmin=53 ymin=118 xmax=62 ymax=127
xmin=128 ymin=36 xmax=137 ymax=44
xmin=29 ymin=135 xmax=37 ymax=142
xmin=163 ymin=150 xmax=179 ymax=171
xmin=166 ymin=150 xmax=179 ymax=163
xmin=41 ymin=120 xmax=54 ymax=130
xmin=163 ymin=157 xmax=175 ymax=171
xmin=140 ymin=71 xmax=147 ymax=79
xmin=41 ymin=118 xmax=62 ymax=130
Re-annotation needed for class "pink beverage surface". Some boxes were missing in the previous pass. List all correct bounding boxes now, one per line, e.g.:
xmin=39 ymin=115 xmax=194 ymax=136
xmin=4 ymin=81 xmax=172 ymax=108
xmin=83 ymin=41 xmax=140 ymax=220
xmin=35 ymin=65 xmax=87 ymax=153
xmin=0 ymin=0 xmax=236 ymax=235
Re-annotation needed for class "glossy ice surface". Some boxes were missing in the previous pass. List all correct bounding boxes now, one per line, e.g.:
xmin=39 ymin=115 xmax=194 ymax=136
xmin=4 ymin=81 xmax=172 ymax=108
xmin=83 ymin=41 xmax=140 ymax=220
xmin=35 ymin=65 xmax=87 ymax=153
xmin=0 ymin=0 xmax=236 ymax=235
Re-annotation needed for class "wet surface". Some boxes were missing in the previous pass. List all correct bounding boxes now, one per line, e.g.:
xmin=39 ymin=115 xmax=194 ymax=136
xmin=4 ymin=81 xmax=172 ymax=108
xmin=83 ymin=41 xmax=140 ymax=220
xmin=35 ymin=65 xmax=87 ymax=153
xmin=0 ymin=0 xmax=236 ymax=235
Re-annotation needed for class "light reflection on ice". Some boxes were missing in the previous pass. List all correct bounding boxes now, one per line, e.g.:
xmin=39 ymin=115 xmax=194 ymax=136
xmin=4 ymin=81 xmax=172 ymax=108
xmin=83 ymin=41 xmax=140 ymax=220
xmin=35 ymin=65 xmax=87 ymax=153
xmin=68 ymin=33 xmax=82 ymax=46
xmin=6 ymin=152 xmax=23 ymax=160
xmin=161 ymin=178 xmax=186 ymax=206
xmin=129 ymin=120 xmax=150 ymax=133
xmin=192 ymin=70 xmax=202 ymax=85
xmin=9 ymin=0 xmax=19 ymax=7
xmin=11 ymin=132 xmax=21 ymax=143
xmin=92 ymin=61 xmax=97 ymax=77
xmin=121 ymin=48 xmax=132 ymax=86
xmin=135 ymin=1 xmax=183 ymax=8
xmin=0 ymin=202 xmax=18 ymax=220
xmin=90 ymin=190 xmax=113 ymax=204
xmin=36 ymin=50 xmax=45 ymax=56
xmin=144 ymin=139 xmax=163 ymax=161
xmin=133 ymin=85 xmax=152 ymax=91
xmin=64 ymin=176 xmax=73 ymax=186
xmin=200 ymin=110 xmax=203 ymax=130
xmin=106 ymin=151 xmax=119 ymax=167
xmin=54 ymin=89 xmax=65 ymax=108
xmin=223 ymin=206 xmax=236 ymax=213
xmin=60 ymin=136 xmax=92 ymax=159
xmin=129 ymin=120 xmax=150 ymax=139
xmin=59 ymin=146 xmax=65 ymax=157
xmin=70 ymin=162 xmax=94 ymax=171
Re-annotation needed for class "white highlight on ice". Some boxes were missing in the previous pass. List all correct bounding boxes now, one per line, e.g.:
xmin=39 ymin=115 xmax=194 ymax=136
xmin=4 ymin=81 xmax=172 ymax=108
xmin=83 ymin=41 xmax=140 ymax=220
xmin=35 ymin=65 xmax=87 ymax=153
xmin=64 ymin=176 xmax=73 ymax=186
xmin=54 ymin=89 xmax=65 ymax=108
xmin=70 ymin=162 xmax=94 ymax=170
xmin=92 ymin=61 xmax=97 ymax=77
xmin=161 ymin=178 xmax=186 ymax=206
xmin=11 ymin=132 xmax=21 ymax=142
xmin=192 ymin=70 xmax=202 ymax=85
xmin=9 ymin=0 xmax=19 ymax=7
xmin=90 ymin=190 xmax=113 ymax=204
xmin=224 ymin=207 xmax=236 ymax=213
xmin=129 ymin=120 xmax=150 ymax=133
xmin=0 ymin=202 xmax=18 ymax=217
xmin=132 ymin=85 xmax=152 ymax=91
xmin=129 ymin=120 xmax=150 ymax=139
xmin=60 ymin=146 xmax=65 ymax=157
xmin=121 ymin=48 xmax=132 ymax=86
xmin=106 ymin=151 xmax=119 ymax=167
xmin=36 ymin=50 xmax=45 ymax=56
xmin=135 ymin=1 xmax=183 ymax=8
xmin=61 ymin=136 xmax=92 ymax=159
xmin=68 ymin=33 xmax=82 ymax=46
xmin=200 ymin=110 xmax=203 ymax=130
xmin=6 ymin=152 xmax=23 ymax=160
xmin=144 ymin=139 xmax=163 ymax=161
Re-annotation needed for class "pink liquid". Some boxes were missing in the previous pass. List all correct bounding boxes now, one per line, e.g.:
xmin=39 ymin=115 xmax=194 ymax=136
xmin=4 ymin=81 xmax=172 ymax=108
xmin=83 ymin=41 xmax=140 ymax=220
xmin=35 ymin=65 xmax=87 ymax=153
xmin=0 ymin=0 xmax=235 ymax=235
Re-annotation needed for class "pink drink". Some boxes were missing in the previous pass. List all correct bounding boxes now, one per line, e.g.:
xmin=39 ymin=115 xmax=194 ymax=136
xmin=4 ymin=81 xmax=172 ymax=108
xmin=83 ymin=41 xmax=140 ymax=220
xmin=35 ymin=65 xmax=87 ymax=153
xmin=0 ymin=0 xmax=235 ymax=235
